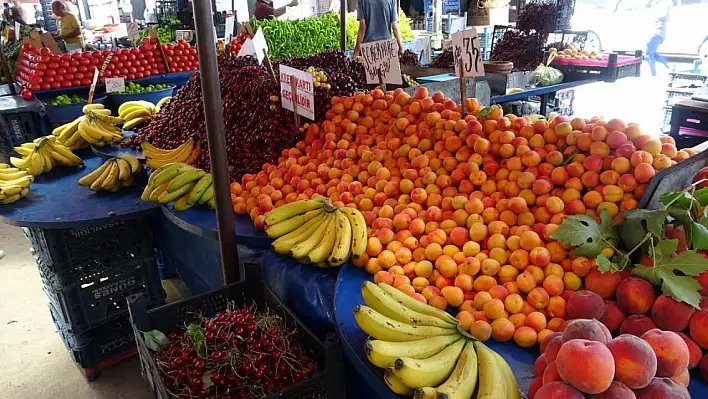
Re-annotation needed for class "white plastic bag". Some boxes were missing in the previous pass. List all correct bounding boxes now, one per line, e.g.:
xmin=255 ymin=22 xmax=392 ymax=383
xmin=531 ymin=53 xmax=563 ymax=87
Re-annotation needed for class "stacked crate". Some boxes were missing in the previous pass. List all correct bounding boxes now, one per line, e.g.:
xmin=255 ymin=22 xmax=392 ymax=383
xmin=663 ymin=71 xmax=708 ymax=133
xmin=25 ymin=218 xmax=165 ymax=380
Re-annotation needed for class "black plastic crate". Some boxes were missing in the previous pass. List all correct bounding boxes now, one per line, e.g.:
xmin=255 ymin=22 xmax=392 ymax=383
xmin=43 ymin=256 xmax=165 ymax=332
xmin=0 ymin=99 xmax=46 ymax=161
xmin=50 ymin=306 xmax=138 ymax=380
xmin=128 ymin=261 xmax=345 ymax=399
xmin=24 ymin=219 xmax=156 ymax=286
xmin=640 ymin=147 xmax=708 ymax=210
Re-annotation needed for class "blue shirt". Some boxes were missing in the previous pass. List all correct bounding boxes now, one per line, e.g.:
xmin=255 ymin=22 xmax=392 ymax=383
xmin=357 ymin=0 xmax=397 ymax=43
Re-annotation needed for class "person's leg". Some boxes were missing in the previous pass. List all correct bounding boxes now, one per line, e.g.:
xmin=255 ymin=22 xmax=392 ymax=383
xmin=654 ymin=35 xmax=669 ymax=68
xmin=646 ymin=35 xmax=661 ymax=76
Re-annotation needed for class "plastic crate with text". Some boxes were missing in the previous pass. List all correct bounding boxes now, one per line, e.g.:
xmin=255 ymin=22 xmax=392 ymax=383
xmin=0 ymin=96 xmax=47 ymax=162
xmin=49 ymin=305 xmax=138 ymax=381
xmin=41 ymin=255 xmax=165 ymax=332
xmin=128 ymin=260 xmax=345 ymax=399
xmin=668 ymin=71 xmax=708 ymax=90
xmin=662 ymin=106 xmax=673 ymax=131
xmin=665 ymin=89 xmax=694 ymax=107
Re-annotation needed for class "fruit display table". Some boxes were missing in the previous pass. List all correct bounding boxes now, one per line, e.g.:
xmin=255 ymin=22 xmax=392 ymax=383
xmin=32 ymin=71 xmax=196 ymax=98
xmin=333 ymin=261 xmax=708 ymax=398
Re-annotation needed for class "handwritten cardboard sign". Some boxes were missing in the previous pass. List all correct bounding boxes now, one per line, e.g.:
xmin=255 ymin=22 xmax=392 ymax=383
xmin=105 ymin=77 xmax=125 ymax=93
xmin=360 ymin=39 xmax=402 ymax=85
xmin=279 ymin=65 xmax=314 ymax=120
xmin=452 ymin=28 xmax=485 ymax=78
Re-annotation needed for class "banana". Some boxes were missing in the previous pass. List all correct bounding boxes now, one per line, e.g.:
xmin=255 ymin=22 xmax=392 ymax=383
xmin=45 ymin=147 xmax=73 ymax=166
xmin=116 ymin=158 xmax=132 ymax=181
xmin=383 ymin=368 xmax=414 ymax=396
xmin=122 ymin=108 xmax=152 ymax=121
xmin=365 ymin=335 xmax=462 ymax=368
xmin=141 ymin=183 xmax=153 ymax=200
xmin=327 ymin=210 xmax=352 ymax=266
xmin=155 ymin=96 xmax=172 ymax=111
xmin=9 ymin=156 xmax=30 ymax=170
xmin=79 ymin=161 xmax=111 ymax=186
xmin=100 ymin=160 xmax=120 ymax=191
xmin=64 ymin=129 xmax=83 ymax=148
xmin=0 ymin=170 xmax=29 ymax=180
xmin=20 ymin=143 xmax=36 ymax=149
xmin=57 ymin=118 xmax=82 ymax=142
xmin=29 ymin=152 xmax=45 ymax=176
xmin=0 ymin=166 xmax=21 ymax=172
xmin=158 ymin=182 xmax=196 ymax=203
xmin=304 ymin=213 xmax=338 ymax=264
xmin=340 ymin=207 xmax=367 ymax=258
xmin=145 ymin=139 xmax=193 ymax=162
xmin=264 ymin=197 xmax=327 ymax=226
xmin=187 ymin=173 xmax=212 ymax=205
xmin=148 ymin=183 xmax=169 ymax=202
xmin=121 ymin=175 xmax=135 ymax=187
xmin=173 ymin=194 xmax=193 ymax=211
xmin=118 ymin=102 xmax=142 ymax=115
xmin=141 ymin=140 xmax=188 ymax=155
xmin=207 ymin=196 xmax=215 ymax=209
xmin=473 ymin=341 xmax=509 ymax=399
xmin=0 ymin=193 xmax=21 ymax=204
xmin=52 ymin=123 xmax=68 ymax=136
xmin=78 ymin=117 xmax=104 ymax=144
xmin=377 ymin=283 xmax=460 ymax=326
xmin=13 ymin=146 xmax=33 ymax=156
xmin=89 ymin=111 xmax=124 ymax=125
xmin=413 ymin=387 xmax=438 ymax=399
xmin=0 ymin=185 xmax=24 ymax=196
xmin=184 ymin=142 xmax=201 ymax=165
xmin=146 ymin=149 xmax=191 ymax=169
xmin=47 ymin=142 xmax=82 ymax=165
xmin=121 ymin=155 xmax=141 ymax=174
xmin=272 ymin=213 xmax=327 ymax=255
xmin=149 ymin=163 xmax=192 ymax=187
xmin=362 ymin=282 xmax=456 ymax=329
xmin=82 ymin=104 xmax=105 ymax=113
xmin=435 ymin=340 xmax=478 ymax=399
xmin=90 ymin=160 xmax=114 ymax=191
xmin=289 ymin=213 xmax=333 ymax=260
xmin=354 ymin=305 xmax=458 ymax=342
xmin=89 ymin=109 xmax=112 ymax=116
xmin=0 ymin=176 xmax=33 ymax=188
xmin=265 ymin=208 xmax=323 ymax=239
xmin=123 ymin=117 xmax=148 ymax=131
xmin=39 ymin=149 xmax=53 ymax=174
xmin=167 ymin=169 xmax=205 ymax=192
xmin=0 ymin=164 xmax=8 ymax=169
xmin=198 ymin=184 xmax=214 ymax=205
xmin=392 ymin=338 xmax=465 ymax=389
xmin=489 ymin=345 xmax=520 ymax=399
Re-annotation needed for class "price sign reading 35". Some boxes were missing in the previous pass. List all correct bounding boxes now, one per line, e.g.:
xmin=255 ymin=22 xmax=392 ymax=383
xmin=452 ymin=28 xmax=485 ymax=78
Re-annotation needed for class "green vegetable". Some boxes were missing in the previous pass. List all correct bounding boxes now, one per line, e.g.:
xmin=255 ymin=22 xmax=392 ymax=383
xmin=122 ymin=82 xmax=170 ymax=94
xmin=345 ymin=10 xmax=414 ymax=50
xmin=44 ymin=94 xmax=88 ymax=105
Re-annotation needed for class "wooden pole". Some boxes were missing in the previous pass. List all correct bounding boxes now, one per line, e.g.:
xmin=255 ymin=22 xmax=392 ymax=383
xmin=340 ymin=0 xmax=347 ymax=50
xmin=458 ymin=57 xmax=467 ymax=116
xmin=378 ymin=69 xmax=386 ymax=92
xmin=192 ymin=0 xmax=240 ymax=284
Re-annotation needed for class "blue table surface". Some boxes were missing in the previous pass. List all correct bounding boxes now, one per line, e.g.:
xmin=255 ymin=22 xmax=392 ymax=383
xmin=0 ymin=152 xmax=159 ymax=229
xmin=333 ymin=262 xmax=708 ymax=398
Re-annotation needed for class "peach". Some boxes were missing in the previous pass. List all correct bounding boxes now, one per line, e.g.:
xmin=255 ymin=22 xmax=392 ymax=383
xmin=586 ymin=381 xmax=636 ymax=399
xmin=677 ymin=332 xmax=702 ymax=369
xmin=544 ymin=335 xmax=564 ymax=361
xmin=562 ymin=318 xmax=612 ymax=344
xmin=670 ymin=369 xmax=689 ymax=387
xmin=690 ymin=310 xmax=708 ymax=348
xmin=607 ymin=334 xmax=658 ymax=389
xmin=616 ymin=277 xmax=656 ymax=314
xmin=620 ymin=315 xmax=658 ymax=337
xmin=650 ymin=295 xmax=695 ymax=331
xmin=534 ymin=353 xmax=548 ymax=377
xmin=535 ymin=382 xmax=584 ymax=399
xmin=542 ymin=360 xmax=562 ymax=384
xmin=601 ymin=300 xmax=627 ymax=334
xmin=585 ymin=269 xmax=621 ymax=299
xmin=634 ymin=377 xmax=690 ymax=399
xmin=642 ymin=329 xmax=690 ymax=377
xmin=556 ymin=339 xmax=615 ymax=394
xmin=567 ymin=290 xmax=606 ymax=320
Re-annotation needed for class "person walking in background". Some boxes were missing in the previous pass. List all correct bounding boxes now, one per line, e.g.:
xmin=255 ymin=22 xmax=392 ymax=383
xmin=352 ymin=0 xmax=403 ymax=57
xmin=645 ymin=0 xmax=671 ymax=76
xmin=33 ymin=5 xmax=44 ymax=25
xmin=252 ymin=0 xmax=299 ymax=20
xmin=51 ymin=0 xmax=83 ymax=52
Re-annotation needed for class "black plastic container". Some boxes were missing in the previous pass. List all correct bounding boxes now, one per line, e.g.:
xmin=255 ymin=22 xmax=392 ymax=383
xmin=640 ymin=146 xmax=708 ymax=210
xmin=128 ymin=261 xmax=345 ymax=399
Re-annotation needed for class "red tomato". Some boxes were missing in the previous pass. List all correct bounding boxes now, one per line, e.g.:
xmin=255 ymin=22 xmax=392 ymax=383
xmin=102 ymin=50 xmax=111 ymax=57
xmin=130 ymin=48 xmax=139 ymax=55
xmin=34 ymin=70 xmax=44 ymax=77
xmin=89 ymin=58 xmax=100 ymax=65
xmin=103 ymin=70 xmax=112 ymax=77
xmin=40 ymin=83 xmax=51 ymax=90
xmin=126 ymin=73 xmax=135 ymax=80
xmin=50 ymin=55 xmax=60 ymax=63
xmin=48 ymin=62 xmax=59 ymax=69
xmin=174 ymin=49 xmax=183 ymax=56
xmin=150 ymin=38 xmax=157 ymax=44
xmin=135 ymin=66 xmax=144 ymax=72
xmin=123 ymin=61 xmax=132 ymax=68
xmin=141 ymin=37 xmax=150 ymax=45
xmin=187 ymin=55 xmax=194 ymax=61
xmin=127 ymin=54 xmax=136 ymax=61
xmin=120 ymin=68 xmax=129 ymax=75
xmin=81 ymin=51 xmax=92 ymax=58
xmin=166 ymin=49 xmax=174 ymax=56
xmin=136 ymin=53 xmax=145 ymax=60
xmin=71 ymin=79 xmax=81 ymax=86
xmin=140 ymin=59 xmax=148 ymax=66
xmin=78 ymin=65 xmax=88 ymax=73
xmin=64 ymin=73 xmax=74 ymax=81
xmin=57 ymin=68 xmax=66 ymax=75
xmin=128 ymin=67 xmax=137 ymax=74
xmin=29 ymin=83 xmax=40 ymax=92
xmin=20 ymin=88 xmax=33 ymax=100
xmin=44 ymin=76 xmax=54 ymax=83
xmin=118 ymin=55 xmax=127 ymax=62
xmin=79 ymin=58 xmax=90 ymax=66
xmin=92 ymin=51 xmax=103 ymax=58
xmin=53 ymin=74 xmax=63 ymax=82
xmin=73 ymin=72 xmax=84 ymax=80
xmin=134 ymin=72 xmax=144 ymax=79
xmin=71 ymin=52 xmax=82 ymax=60
xmin=69 ymin=59 xmax=79 ymax=67
xmin=44 ymin=68 xmax=56 ymax=76
xmin=67 ymin=66 xmax=78 ymax=73
xmin=61 ymin=80 xmax=71 ymax=88
xmin=51 ymin=82 xmax=61 ymax=89
xmin=80 ymin=79 xmax=91 ymax=86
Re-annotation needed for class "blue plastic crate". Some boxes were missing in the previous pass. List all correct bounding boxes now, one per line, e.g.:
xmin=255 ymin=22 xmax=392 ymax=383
xmin=41 ymin=97 xmax=107 ymax=125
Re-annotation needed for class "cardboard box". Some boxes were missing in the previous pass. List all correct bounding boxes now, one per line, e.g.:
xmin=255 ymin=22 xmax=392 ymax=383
xmin=468 ymin=5 xmax=509 ymax=26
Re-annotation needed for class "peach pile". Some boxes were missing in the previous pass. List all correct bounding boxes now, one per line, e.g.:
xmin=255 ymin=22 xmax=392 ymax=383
xmin=228 ymin=87 xmax=697 ymax=350
xmin=529 ymin=319 xmax=691 ymax=398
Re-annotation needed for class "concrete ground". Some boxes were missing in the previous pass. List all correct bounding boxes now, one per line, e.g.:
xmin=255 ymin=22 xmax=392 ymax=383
xmin=0 ymin=223 xmax=153 ymax=398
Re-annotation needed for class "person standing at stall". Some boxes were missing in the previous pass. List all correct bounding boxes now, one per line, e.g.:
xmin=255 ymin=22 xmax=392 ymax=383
xmin=352 ymin=0 xmax=403 ymax=57
xmin=252 ymin=0 xmax=299 ymax=19
xmin=51 ymin=0 xmax=84 ymax=52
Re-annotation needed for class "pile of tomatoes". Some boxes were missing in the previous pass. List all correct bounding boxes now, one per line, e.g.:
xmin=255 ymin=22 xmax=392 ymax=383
xmin=162 ymin=39 xmax=200 ymax=73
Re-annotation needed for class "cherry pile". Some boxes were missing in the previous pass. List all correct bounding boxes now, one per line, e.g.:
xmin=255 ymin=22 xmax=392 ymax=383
xmin=154 ymin=304 xmax=318 ymax=399
xmin=430 ymin=49 xmax=454 ymax=69
xmin=400 ymin=50 xmax=422 ymax=67
xmin=127 ymin=51 xmax=366 ymax=180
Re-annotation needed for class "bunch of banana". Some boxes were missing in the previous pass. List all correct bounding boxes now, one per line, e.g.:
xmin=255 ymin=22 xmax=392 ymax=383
xmin=10 ymin=136 xmax=83 ymax=176
xmin=77 ymin=105 xmax=125 ymax=148
xmin=265 ymin=197 xmax=367 ymax=267
xmin=118 ymin=100 xmax=157 ymax=130
xmin=0 ymin=163 xmax=33 ymax=204
xmin=78 ymin=155 xmax=142 ymax=192
xmin=140 ymin=162 xmax=215 ymax=211
xmin=356 ymin=281 xmax=520 ymax=398
xmin=155 ymin=96 xmax=172 ymax=113
xmin=141 ymin=138 xmax=201 ymax=170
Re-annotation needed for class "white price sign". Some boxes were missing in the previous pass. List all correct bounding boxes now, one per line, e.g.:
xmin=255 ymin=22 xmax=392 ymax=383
xmin=279 ymin=65 xmax=314 ymax=120
xmin=237 ymin=38 xmax=256 ymax=58
xmin=452 ymin=28 xmax=485 ymax=78
xmin=224 ymin=16 xmax=235 ymax=40
xmin=360 ymin=39 xmax=402 ymax=85
xmin=449 ymin=17 xmax=466 ymax=35
xmin=105 ymin=77 xmax=125 ymax=93
xmin=252 ymin=27 xmax=268 ymax=65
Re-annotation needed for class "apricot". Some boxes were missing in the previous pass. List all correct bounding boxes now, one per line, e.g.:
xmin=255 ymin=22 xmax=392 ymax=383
xmin=607 ymin=334 xmax=658 ymax=389
xmin=469 ymin=320 xmax=492 ymax=341
xmin=483 ymin=298 xmax=507 ymax=320
xmin=616 ymin=277 xmax=656 ymax=314
xmin=556 ymin=339 xmax=615 ymax=394
xmin=562 ymin=318 xmax=612 ymax=344
xmin=633 ymin=163 xmax=656 ymax=184
xmin=634 ymin=377 xmax=690 ymax=399
xmin=600 ymin=300 xmax=627 ymax=334
xmin=620 ymin=315 xmax=658 ymax=337
xmin=505 ymin=293 xmax=524 ymax=314
xmin=642 ymin=329 xmax=690 ymax=377
xmin=517 ymin=271 xmax=537 ymax=293
xmin=490 ymin=318 xmax=515 ymax=342
xmin=514 ymin=325 xmax=538 ymax=348
xmin=528 ymin=287 xmax=550 ymax=309
xmin=567 ymin=290 xmax=606 ymax=320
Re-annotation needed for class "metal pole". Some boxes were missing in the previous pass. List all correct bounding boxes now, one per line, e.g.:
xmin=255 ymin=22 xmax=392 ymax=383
xmin=192 ymin=0 xmax=240 ymax=285
xmin=340 ymin=0 xmax=346 ymax=50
